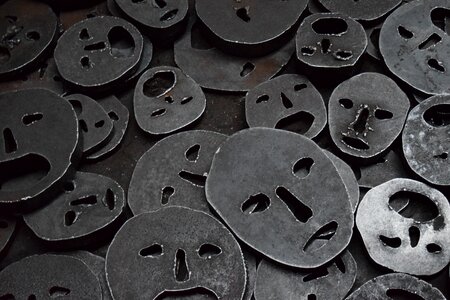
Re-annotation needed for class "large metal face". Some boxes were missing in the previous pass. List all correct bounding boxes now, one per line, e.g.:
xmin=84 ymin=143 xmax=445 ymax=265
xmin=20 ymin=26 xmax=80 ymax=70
xmin=106 ymin=207 xmax=246 ymax=300
xmin=195 ymin=0 xmax=308 ymax=56
xmin=128 ymin=130 xmax=227 ymax=215
xmin=245 ymin=74 xmax=327 ymax=139
xmin=317 ymin=0 xmax=401 ymax=21
xmin=255 ymin=251 xmax=356 ymax=300
xmin=345 ymin=273 xmax=446 ymax=299
xmin=0 ymin=254 xmax=102 ymax=299
xmin=0 ymin=0 xmax=58 ymax=79
xmin=403 ymin=94 xmax=450 ymax=186
xmin=0 ymin=89 xmax=79 ymax=212
xmin=134 ymin=66 xmax=206 ymax=135
xmin=380 ymin=0 xmax=450 ymax=95
xmin=357 ymin=178 xmax=450 ymax=276
xmin=24 ymin=172 xmax=126 ymax=247
xmin=54 ymin=16 xmax=143 ymax=91
xmin=329 ymin=73 xmax=410 ymax=159
xmin=206 ymin=128 xmax=354 ymax=268
xmin=296 ymin=13 xmax=367 ymax=69
xmin=174 ymin=16 xmax=295 ymax=93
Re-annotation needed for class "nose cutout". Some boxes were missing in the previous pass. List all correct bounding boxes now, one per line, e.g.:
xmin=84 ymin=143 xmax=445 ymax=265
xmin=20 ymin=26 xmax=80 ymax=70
xmin=174 ymin=249 xmax=190 ymax=282
xmin=3 ymin=128 xmax=17 ymax=153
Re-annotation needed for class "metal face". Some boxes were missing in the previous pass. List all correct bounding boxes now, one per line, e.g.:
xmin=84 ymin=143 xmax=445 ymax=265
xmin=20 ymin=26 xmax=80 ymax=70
xmin=323 ymin=150 xmax=359 ymax=212
xmin=206 ymin=128 xmax=354 ymax=268
xmin=114 ymin=0 xmax=188 ymax=40
xmin=345 ymin=273 xmax=446 ymax=299
xmin=106 ymin=207 xmax=246 ymax=300
xmin=328 ymin=73 xmax=410 ymax=159
xmin=356 ymin=178 xmax=450 ymax=276
xmin=380 ymin=0 xmax=450 ymax=95
xmin=54 ymin=16 xmax=143 ymax=91
xmin=85 ymin=95 xmax=129 ymax=161
xmin=195 ymin=0 xmax=308 ymax=56
xmin=0 ymin=89 xmax=80 ymax=213
xmin=24 ymin=172 xmax=125 ymax=247
xmin=65 ymin=94 xmax=114 ymax=156
xmin=245 ymin=74 xmax=327 ymax=139
xmin=296 ymin=13 xmax=367 ymax=69
xmin=174 ymin=16 xmax=295 ymax=92
xmin=403 ymin=94 xmax=450 ymax=186
xmin=317 ymin=0 xmax=401 ymax=21
xmin=0 ymin=0 xmax=58 ymax=79
xmin=128 ymin=130 xmax=226 ymax=215
xmin=255 ymin=251 xmax=356 ymax=300
xmin=134 ymin=66 xmax=206 ymax=135
xmin=0 ymin=254 xmax=102 ymax=299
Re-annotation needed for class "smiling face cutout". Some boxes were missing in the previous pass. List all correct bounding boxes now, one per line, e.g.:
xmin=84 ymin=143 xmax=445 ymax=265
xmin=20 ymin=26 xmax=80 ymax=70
xmin=106 ymin=207 xmax=246 ymax=300
xmin=0 ymin=89 xmax=79 ymax=212
xmin=206 ymin=128 xmax=354 ymax=268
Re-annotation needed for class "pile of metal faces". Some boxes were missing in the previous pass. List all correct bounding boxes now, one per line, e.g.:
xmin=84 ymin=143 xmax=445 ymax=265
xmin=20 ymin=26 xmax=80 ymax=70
xmin=0 ymin=0 xmax=450 ymax=299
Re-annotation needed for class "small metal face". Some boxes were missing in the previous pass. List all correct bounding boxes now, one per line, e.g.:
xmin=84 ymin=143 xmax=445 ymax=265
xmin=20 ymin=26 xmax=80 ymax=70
xmin=380 ymin=0 xmax=450 ymax=95
xmin=24 ymin=172 xmax=125 ymax=247
xmin=174 ymin=16 xmax=295 ymax=92
xmin=0 ymin=254 xmax=102 ymax=299
xmin=128 ymin=130 xmax=227 ymax=215
xmin=357 ymin=178 xmax=450 ymax=276
xmin=65 ymin=94 xmax=114 ymax=157
xmin=0 ymin=0 xmax=58 ymax=79
xmin=345 ymin=273 xmax=446 ymax=299
xmin=114 ymin=0 xmax=188 ymax=40
xmin=255 ymin=251 xmax=356 ymax=300
xmin=317 ymin=0 xmax=401 ymax=21
xmin=206 ymin=128 xmax=354 ymax=268
xmin=245 ymin=74 xmax=327 ymax=139
xmin=106 ymin=207 xmax=246 ymax=300
xmin=403 ymin=94 xmax=450 ymax=186
xmin=85 ymin=95 xmax=129 ymax=161
xmin=134 ymin=66 xmax=206 ymax=135
xmin=54 ymin=16 xmax=143 ymax=91
xmin=195 ymin=0 xmax=308 ymax=56
xmin=329 ymin=72 xmax=410 ymax=160
xmin=0 ymin=89 xmax=80 ymax=213
xmin=323 ymin=150 xmax=359 ymax=212
xmin=296 ymin=13 xmax=367 ymax=69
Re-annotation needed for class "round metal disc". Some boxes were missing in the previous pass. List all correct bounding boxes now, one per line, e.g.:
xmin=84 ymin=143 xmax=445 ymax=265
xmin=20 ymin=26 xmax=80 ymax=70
xmin=0 ymin=89 xmax=80 ymax=213
xmin=403 ymin=94 xmax=450 ymax=186
xmin=356 ymin=178 xmax=450 ymax=276
xmin=380 ymin=0 xmax=450 ymax=95
xmin=106 ymin=206 xmax=247 ymax=300
xmin=329 ymin=72 xmax=410 ymax=160
xmin=206 ymin=128 xmax=354 ymax=268
xmin=134 ymin=66 xmax=206 ymax=135
xmin=317 ymin=0 xmax=401 ymax=21
xmin=24 ymin=171 xmax=126 ymax=247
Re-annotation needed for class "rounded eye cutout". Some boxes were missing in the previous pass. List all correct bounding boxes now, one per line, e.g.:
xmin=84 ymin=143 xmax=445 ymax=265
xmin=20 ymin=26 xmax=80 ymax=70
xmin=198 ymin=243 xmax=222 ymax=259
xmin=293 ymin=157 xmax=314 ymax=179
xmin=22 ymin=112 xmax=43 ymax=125
xmin=139 ymin=243 xmax=163 ymax=257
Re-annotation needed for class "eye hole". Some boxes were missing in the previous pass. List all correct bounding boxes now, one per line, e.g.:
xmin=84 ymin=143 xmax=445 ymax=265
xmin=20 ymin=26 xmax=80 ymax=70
xmin=198 ymin=243 xmax=222 ymax=259
xmin=293 ymin=157 xmax=314 ymax=179
xmin=22 ymin=113 xmax=43 ymax=125
xmin=339 ymin=98 xmax=353 ymax=109
xmin=139 ymin=244 xmax=163 ymax=257
xmin=241 ymin=193 xmax=270 ymax=215
xmin=185 ymin=144 xmax=200 ymax=162
xmin=374 ymin=109 xmax=393 ymax=120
